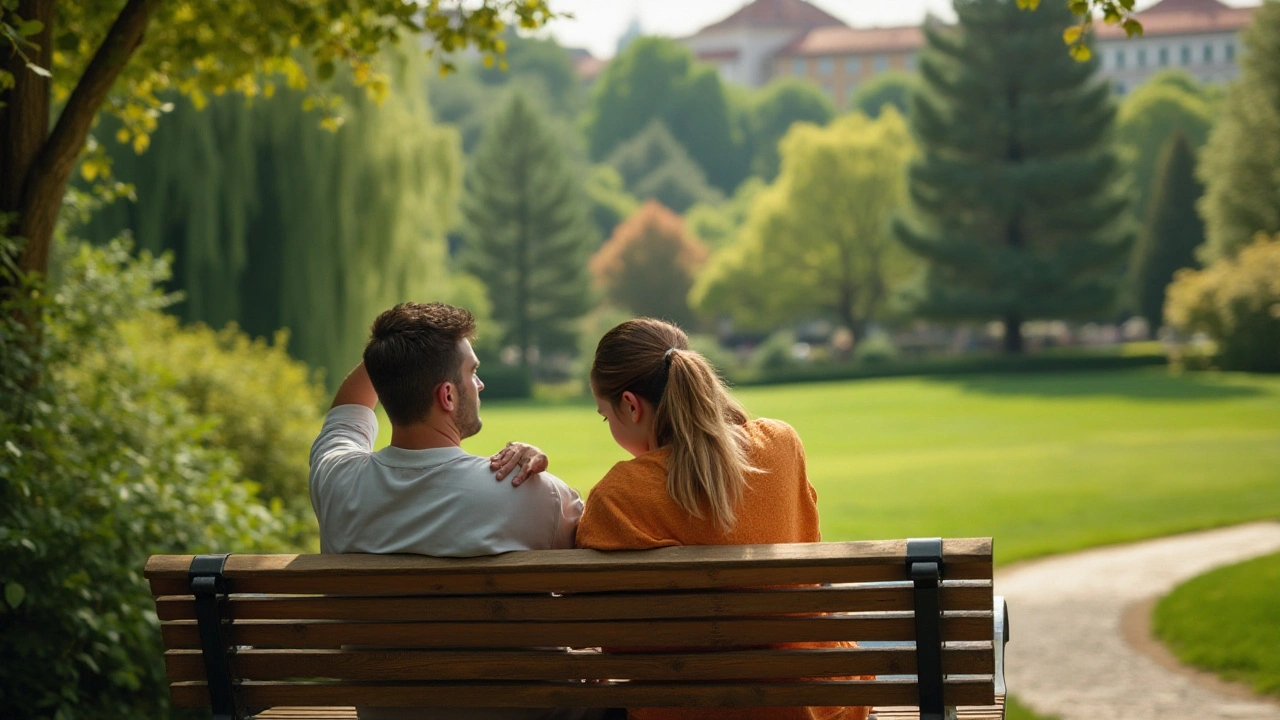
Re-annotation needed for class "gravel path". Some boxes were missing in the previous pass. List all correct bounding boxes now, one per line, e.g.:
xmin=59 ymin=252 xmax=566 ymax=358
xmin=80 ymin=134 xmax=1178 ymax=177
xmin=995 ymin=521 xmax=1280 ymax=720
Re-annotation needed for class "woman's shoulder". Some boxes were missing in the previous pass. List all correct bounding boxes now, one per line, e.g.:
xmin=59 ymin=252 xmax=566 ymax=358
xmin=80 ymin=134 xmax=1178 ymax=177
xmin=593 ymin=451 xmax=668 ymax=494
xmin=745 ymin=417 xmax=801 ymax=444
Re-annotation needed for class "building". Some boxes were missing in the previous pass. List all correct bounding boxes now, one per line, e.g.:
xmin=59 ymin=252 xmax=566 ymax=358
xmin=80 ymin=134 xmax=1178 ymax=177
xmin=677 ymin=0 xmax=1258 ymax=103
xmin=680 ymin=0 xmax=845 ymax=88
xmin=1094 ymin=0 xmax=1255 ymax=94
xmin=771 ymin=24 xmax=924 ymax=109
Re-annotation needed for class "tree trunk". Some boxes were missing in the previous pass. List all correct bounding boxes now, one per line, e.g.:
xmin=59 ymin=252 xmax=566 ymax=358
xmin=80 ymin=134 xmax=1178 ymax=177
xmin=0 ymin=0 xmax=54 ymax=243
xmin=2 ymin=0 xmax=162 ymax=292
xmin=1003 ymin=312 xmax=1024 ymax=355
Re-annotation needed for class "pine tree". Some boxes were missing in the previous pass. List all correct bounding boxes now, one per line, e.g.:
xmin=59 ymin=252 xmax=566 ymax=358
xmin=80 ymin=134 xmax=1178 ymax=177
xmin=460 ymin=91 xmax=594 ymax=368
xmin=895 ymin=0 xmax=1133 ymax=354
xmin=1197 ymin=1 xmax=1280 ymax=262
xmin=1131 ymin=132 xmax=1204 ymax=330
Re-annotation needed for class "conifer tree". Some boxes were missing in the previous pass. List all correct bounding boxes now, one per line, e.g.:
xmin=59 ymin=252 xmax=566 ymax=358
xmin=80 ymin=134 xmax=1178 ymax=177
xmin=1130 ymin=132 xmax=1204 ymax=331
xmin=1197 ymin=1 xmax=1280 ymax=262
xmin=460 ymin=91 xmax=594 ymax=368
xmin=895 ymin=0 xmax=1132 ymax=353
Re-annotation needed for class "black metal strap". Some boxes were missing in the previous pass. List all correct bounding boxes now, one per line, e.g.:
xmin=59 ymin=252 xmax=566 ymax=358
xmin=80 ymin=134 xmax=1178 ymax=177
xmin=190 ymin=553 xmax=236 ymax=720
xmin=907 ymin=538 xmax=945 ymax=720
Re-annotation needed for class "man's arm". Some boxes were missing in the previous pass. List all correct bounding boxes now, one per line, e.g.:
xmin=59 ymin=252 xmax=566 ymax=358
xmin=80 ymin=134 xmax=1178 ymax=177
xmin=332 ymin=362 xmax=378 ymax=409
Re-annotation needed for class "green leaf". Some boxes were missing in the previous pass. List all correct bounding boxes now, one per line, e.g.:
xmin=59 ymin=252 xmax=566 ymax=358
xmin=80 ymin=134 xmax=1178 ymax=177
xmin=18 ymin=18 xmax=43 ymax=36
xmin=5 ymin=581 xmax=25 ymax=609
xmin=1123 ymin=19 xmax=1144 ymax=38
xmin=4 ymin=439 xmax=20 ymax=457
xmin=1063 ymin=26 xmax=1083 ymax=45
xmin=316 ymin=60 xmax=335 ymax=82
xmin=25 ymin=62 xmax=51 ymax=78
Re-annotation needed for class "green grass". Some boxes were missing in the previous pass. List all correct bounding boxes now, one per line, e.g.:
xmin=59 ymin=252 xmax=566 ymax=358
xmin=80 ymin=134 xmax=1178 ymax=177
xmin=369 ymin=369 xmax=1280 ymax=565
xmin=1005 ymin=694 xmax=1059 ymax=720
xmin=1153 ymin=551 xmax=1280 ymax=698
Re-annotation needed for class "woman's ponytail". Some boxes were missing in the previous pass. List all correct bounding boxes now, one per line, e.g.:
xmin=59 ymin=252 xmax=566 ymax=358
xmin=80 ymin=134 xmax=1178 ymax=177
xmin=591 ymin=318 xmax=757 ymax=531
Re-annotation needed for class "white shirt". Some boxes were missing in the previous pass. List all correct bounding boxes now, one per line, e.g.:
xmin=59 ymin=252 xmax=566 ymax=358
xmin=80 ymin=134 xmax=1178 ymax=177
xmin=309 ymin=404 xmax=582 ymax=557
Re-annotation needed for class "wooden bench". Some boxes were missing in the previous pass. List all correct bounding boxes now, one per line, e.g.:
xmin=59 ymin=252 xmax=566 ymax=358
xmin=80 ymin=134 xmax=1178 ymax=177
xmin=146 ymin=537 xmax=1009 ymax=720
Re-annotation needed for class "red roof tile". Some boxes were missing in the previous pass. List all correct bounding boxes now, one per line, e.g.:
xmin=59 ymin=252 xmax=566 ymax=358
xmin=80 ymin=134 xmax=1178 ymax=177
xmin=1095 ymin=0 xmax=1255 ymax=38
xmin=698 ymin=0 xmax=846 ymax=34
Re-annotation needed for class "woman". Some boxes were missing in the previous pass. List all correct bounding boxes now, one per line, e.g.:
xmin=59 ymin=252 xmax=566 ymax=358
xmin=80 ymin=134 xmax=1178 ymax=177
xmin=576 ymin=318 xmax=867 ymax=720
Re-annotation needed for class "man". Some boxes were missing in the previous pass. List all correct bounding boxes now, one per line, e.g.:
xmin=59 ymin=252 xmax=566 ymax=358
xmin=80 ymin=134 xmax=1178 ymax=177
xmin=310 ymin=302 xmax=598 ymax=720
xmin=310 ymin=302 xmax=582 ymax=558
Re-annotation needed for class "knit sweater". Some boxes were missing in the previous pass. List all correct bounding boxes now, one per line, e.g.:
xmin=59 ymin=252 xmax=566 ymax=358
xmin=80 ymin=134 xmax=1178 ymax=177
xmin=575 ymin=418 xmax=870 ymax=720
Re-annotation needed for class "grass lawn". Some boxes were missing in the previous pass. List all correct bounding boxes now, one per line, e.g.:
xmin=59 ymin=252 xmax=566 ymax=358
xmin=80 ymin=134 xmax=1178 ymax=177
xmin=1153 ymin=551 xmax=1280 ymax=698
xmin=368 ymin=368 xmax=1280 ymax=565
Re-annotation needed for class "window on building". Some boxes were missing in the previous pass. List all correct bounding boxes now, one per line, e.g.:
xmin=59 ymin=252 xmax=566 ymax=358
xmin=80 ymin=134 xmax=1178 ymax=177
xmin=1115 ymin=49 xmax=1126 ymax=69
xmin=1181 ymin=45 xmax=1191 ymax=65
xmin=793 ymin=58 xmax=807 ymax=76
xmin=1204 ymin=44 xmax=1213 ymax=63
xmin=1159 ymin=46 xmax=1169 ymax=66
xmin=819 ymin=57 xmax=834 ymax=75
xmin=1137 ymin=48 xmax=1147 ymax=68
xmin=874 ymin=55 xmax=888 ymax=72
xmin=846 ymin=57 xmax=861 ymax=74
xmin=1226 ymin=42 xmax=1236 ymax=62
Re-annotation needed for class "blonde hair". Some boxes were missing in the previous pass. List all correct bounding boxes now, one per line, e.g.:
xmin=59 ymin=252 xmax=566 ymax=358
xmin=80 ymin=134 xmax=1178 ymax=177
xmin=591 ymin=318 xmax=757 ymax=530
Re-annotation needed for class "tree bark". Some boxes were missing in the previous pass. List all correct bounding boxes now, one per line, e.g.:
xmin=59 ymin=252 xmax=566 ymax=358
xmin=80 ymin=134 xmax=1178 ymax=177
xmin=4 ymin=0 xmax=162 ymax=286
xmin=1 ymin=0 xmax=53 ymax=237
xmin=1003 ymin=312 xmax=1024 ymax=354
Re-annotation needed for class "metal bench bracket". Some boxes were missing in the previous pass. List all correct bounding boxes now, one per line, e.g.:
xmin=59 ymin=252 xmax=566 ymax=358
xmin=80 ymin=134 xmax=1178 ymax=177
xmin=190 ymin=553 xmax=237 ymax=720
xmin=908 ymin=537 xmax=954 ymax=720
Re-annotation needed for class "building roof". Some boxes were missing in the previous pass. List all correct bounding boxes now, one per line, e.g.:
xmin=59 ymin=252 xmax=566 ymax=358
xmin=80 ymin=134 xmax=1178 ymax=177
xmin=697 ymin=0 xmax=847 ymax=35
xmin=776 ymin=24 xmax=925 ymax=57
xmin=1095 ymin=0 xmax=1255 ymax=38
xmin=574 ymin=55 xmax=607 ymax=82
xmin=697 ymin=48 xmax=742 ymax=61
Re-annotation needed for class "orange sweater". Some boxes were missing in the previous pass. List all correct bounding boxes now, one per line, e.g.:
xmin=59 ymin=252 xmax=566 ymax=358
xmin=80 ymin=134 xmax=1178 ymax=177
xmin=575 ymin=418 xmax=870 ymax=720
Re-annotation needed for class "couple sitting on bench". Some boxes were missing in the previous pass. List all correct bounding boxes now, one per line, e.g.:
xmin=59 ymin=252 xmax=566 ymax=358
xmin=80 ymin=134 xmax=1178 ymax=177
xmin=310 ymin=302 xmax=868 ymax=720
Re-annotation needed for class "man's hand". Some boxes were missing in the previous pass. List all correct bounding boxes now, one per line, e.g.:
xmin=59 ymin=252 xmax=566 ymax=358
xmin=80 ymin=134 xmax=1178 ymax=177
xmin=489 ymin=442 xmax=549 ymax=487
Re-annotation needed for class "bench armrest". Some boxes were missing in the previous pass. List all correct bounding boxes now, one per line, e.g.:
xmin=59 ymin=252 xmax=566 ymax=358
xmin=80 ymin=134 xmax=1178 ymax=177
xmin=993 ymin=596 xmax=1009 ymax=697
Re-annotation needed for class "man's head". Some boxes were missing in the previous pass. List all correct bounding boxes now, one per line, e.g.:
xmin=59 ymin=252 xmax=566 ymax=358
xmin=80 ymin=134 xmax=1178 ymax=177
xmin=363 ymin=302 xmax=483 ymax=437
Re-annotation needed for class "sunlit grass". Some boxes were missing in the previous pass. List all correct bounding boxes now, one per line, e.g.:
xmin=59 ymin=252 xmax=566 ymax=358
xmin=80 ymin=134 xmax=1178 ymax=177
xmin=369 ymin=369 xmax=1280 ymax=565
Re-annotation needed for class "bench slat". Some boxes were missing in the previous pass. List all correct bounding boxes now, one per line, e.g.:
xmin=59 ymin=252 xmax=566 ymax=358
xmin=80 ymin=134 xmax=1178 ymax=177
xmin=154 ymin=584 xmax=993 ymax=622
xmin=146 ymin=541 xmax=993 ymax=596
xmin=168 ymin=678 xmax=996 ymax=709
xmin=163 ymin=646 xmax=995 ymax=682
xmin=161 ymin=613 xmax=994 ymax=649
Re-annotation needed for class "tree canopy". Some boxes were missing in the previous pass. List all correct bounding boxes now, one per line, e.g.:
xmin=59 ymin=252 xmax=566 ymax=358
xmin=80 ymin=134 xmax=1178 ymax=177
xmin=591 ymin=201 xmax=709 ymax=328
xmin=1130 ymin=131 xmax=1204 ymax=330
xmin=746 ymin=79 xmax=835 ymax=181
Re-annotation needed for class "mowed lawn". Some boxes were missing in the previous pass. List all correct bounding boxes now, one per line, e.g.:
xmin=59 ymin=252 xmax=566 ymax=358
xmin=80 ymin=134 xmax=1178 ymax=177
xmin=375 ymin=369 xmax=1280 ymax=565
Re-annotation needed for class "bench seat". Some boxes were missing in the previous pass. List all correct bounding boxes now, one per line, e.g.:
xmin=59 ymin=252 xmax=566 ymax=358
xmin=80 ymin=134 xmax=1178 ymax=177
xmin=146 ymin=538 xmax=1008 ymax=719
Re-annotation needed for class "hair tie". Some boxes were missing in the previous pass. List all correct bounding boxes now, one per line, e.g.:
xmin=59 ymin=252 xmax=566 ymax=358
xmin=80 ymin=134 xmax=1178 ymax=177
xmin=664 ymin=347 xmax=678 ymax=366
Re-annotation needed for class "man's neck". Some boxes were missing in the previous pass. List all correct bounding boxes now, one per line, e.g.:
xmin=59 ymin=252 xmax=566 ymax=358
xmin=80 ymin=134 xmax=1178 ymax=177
xmin=389 ymin=422 xmax=462 ymax=451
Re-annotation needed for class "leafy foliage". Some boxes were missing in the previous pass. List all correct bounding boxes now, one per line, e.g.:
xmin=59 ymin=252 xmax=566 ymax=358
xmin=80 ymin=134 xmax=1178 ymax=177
xmin=584 ymin=164 xmax=640 ymax=243
xmin=79 ymin=52 xmax=465 ymax=383
xmin=1165 ymin=235 xmax=1280 ymax=373
xmin=1129 ymin=132 xmax=1204 ymax=330
xmin=695 ymin=110 xmax=918 ymax=335
xmin=590 ymin=201 xmax=709 ymax=327
xmin=0 ymin=237 xmax=295 ymax=720
xmin=685 ymin=178 xmax=767 ymax=251
xmin=605 ymin=120 xmax=722 ymax=214
xmin=1197 ymin=1 xmax=1280 ymax=263
xmin=585 ymin=37 xmax=745 ymax=193
xmin=897 ymin=0 xmax=1133 ymax=353
xmin=746 ymin=79 xmax=835 ymax=181
xmin=1115 ymin=71 xmax=1214 ymax=233
xmin=849 ymin=71 xmax=919 ymax=119
xmin=460 ymin=90 xmax=595 ymax=367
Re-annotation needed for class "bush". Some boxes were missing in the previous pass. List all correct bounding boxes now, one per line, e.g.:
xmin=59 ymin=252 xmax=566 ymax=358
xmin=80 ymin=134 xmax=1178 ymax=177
xmin=0 ymin=238 xmax=296 ymax=720
xmin=749 ymin=330 xmax=801 ymax=373
xmin=479 ymin=363 xmax=534 ymax=399
xmin=1165 ymin=235 xmax=1280 ymax=372
xmin=121 ymin=316 xmax=327 ymax=537
xmin=853 ymin=330 xmax=900 ymax=365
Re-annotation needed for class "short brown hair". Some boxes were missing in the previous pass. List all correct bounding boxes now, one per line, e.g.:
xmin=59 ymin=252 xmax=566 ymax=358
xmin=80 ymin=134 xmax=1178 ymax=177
xmin=363 ymin=302 xmax=476 ymax=426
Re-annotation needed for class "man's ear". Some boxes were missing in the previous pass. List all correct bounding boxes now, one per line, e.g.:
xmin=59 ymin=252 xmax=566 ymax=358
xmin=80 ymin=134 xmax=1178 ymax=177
xmin=620 ymin=390 xmax=643 ymax=424
xmin=436 ymin=382 xmax=456 ymax=413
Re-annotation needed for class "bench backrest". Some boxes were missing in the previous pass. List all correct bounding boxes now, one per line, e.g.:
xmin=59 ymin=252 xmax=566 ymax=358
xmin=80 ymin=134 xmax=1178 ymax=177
xmin=146 ymin=538 xmax=1000 ymax=715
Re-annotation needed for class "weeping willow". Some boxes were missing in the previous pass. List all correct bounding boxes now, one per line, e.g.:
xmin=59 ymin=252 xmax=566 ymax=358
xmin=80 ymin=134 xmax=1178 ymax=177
xmin=82 ymin=52 xmax=462 ymax=383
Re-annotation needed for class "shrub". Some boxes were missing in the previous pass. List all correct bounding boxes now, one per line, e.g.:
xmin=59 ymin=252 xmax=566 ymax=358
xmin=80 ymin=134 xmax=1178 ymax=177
xmin=1165 ymin=235 xmax=1280 ymax=372
xmin=0 ymin=238 xmax=295 ymax=720
xmin=854 ymin=330 xmax=900 ymax=365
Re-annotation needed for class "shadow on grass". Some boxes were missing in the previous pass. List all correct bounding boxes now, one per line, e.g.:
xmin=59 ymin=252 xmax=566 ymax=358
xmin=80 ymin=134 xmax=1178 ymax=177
xmin=934 ymin=370 xmax=1271 ymax=401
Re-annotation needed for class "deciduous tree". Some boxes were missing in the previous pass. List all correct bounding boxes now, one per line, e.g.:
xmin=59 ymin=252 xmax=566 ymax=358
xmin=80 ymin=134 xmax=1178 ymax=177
xmin=1130 ymin=132 xmax=1204 ymax=330
xmin=590 ymin=201 xmax=708 ymax=327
